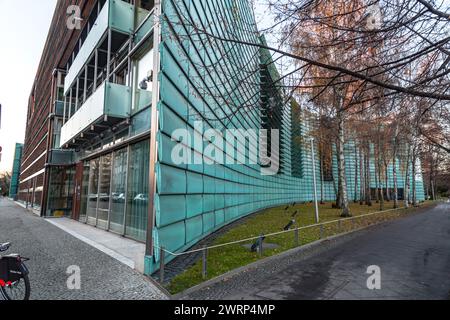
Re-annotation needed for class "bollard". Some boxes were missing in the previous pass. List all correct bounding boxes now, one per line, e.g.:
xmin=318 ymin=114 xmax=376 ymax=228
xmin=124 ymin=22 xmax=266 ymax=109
xmin=294 ymin=228 xmax=299 ymax=247
xmin=320 ymin=225 xmax=324 ymax=239
xmin=258 ymin=235 xmax=264 ymax=257
xmin=338 ymin=220 xmax=342 ymax=233
xmin=159 ymin=246 xmax=165 ymax=284
xmin=202 ymin=246 xmax=208 ymax=279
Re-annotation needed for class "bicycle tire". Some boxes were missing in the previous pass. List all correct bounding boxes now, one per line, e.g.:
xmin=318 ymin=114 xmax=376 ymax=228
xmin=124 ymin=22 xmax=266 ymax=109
xmin=0 ymin=266 xmax=30 ymax=301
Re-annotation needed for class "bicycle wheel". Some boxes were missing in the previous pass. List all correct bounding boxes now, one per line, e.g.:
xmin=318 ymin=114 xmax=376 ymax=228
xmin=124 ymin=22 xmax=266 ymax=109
xmin=0 ymin=273 xmax=30 ymax=301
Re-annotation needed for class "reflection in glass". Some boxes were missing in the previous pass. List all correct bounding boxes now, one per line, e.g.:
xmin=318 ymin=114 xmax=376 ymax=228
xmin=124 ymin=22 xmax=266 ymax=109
xmin=86 ymin=159 xmax=99 ymax=225
xmin=133 ymin=48 xmax=153 ymax=112
xmin=46 ymin=166 xmax=74 ymax=217
xmin=126 ymin=140 xmax=149 ymax=242
xmin=97 ymin=154 xmax=112 ymax=229
xmin=79 ymin=162 xmax=90 ymax=222
xmin=110 ymin=149 xmax=128 ymax=234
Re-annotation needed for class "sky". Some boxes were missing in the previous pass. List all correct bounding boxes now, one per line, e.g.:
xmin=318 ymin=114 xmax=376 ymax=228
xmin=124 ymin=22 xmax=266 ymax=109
xmin=0 ymin=0 xmax=57 ymax=172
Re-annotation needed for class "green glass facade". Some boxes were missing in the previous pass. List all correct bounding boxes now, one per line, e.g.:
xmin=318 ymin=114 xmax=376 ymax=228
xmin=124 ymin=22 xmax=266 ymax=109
xmin=144 ymin=0 xmax=426 ymax=274
xmin=9 ymin=143 xmax=23 ymax=200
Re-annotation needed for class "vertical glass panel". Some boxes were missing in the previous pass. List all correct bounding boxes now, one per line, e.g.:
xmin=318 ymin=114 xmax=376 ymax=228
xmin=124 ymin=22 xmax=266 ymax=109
xmin=46 ymin=166 xmax=74 ymax=217
xmin=97 ymin=154 xmax=112 ymax=229
xmin=87 ymin=158 xmax=100 ymax=225
xmin=126 ymin=140 xmax=149 ymax=242
xmin=79 ymin=161 xmax=91 ymax=222
xmin=132 ymin=47 xmax=153 ymax=113
xmin=110 ymin=148 xmax=128 ymax=234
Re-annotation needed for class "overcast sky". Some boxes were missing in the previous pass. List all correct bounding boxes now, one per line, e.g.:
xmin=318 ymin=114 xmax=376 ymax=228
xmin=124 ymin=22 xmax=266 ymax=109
xmin=0 ymin=0 xmax=57 ymax=172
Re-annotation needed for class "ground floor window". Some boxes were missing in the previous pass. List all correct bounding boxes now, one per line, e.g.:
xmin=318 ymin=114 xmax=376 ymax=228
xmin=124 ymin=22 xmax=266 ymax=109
xmin=47 ymin=166 xmax=74 ymax=217
xmin=126 ymin=140 xmax=149 ymax=242
xmin=78 ymin=140 xmax=149 ymax=242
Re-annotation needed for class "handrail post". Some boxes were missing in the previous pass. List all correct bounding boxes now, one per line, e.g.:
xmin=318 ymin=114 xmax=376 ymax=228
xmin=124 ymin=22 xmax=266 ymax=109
xmin=294 ymin=228 xmax=299 ymax=247
xmin=202 ymin=246 xmax=208 ymax=279
xmin=258 ymin=235 xmax=264 ymax=257
xmin=159 ymin=246 xmax=165 ymax=284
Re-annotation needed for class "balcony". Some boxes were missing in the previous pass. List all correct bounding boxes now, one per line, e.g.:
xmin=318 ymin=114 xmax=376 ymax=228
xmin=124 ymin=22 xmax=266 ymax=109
xmin=64 ymin=0 xmax=135 ymax=95
xmin=60 ymin=81 xmax=131 ymax=148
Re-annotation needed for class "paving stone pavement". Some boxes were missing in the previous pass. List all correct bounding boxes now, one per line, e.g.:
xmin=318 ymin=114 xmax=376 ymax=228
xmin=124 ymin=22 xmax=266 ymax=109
xmin=0 ymin=198 xmax=168 ymax=300
xmin=179 ymin=202 xmax=450 ymax=300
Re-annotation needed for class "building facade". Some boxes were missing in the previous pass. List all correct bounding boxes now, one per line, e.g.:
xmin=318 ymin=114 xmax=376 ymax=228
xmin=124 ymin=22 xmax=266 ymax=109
xmin=9 ymin=143 xmax=23 ymax=200
xmin=19 ymin=0 xmax=425 ymax=276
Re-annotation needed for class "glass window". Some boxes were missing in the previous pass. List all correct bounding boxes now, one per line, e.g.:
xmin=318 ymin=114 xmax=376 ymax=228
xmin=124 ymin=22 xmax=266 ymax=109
xmin=133 ymin=48 xmax=153 ymax=112
xmin=97 ymin=154 xmax=112 ymax=229
xmin=110 ymin=148 xmax=128 ymax=234
xmin=126 ymin=140 xmax=149 ymax=242
xmin=53 ymin=119 xmax=63 ymax=149
xmin=131 ymin=107 xmax=151 ymax=136
xmin=46 ymin=166 xmax=74 ymax=217
xmin=87 ymin=159 xmax=100 ymax=225
xmin=79 ymin=162 xmax=90 ymax=222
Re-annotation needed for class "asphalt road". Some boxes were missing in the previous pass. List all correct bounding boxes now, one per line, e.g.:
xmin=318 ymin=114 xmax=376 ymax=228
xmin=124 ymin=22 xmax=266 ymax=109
xmin=0 ymin=198 xmax=167 ymax=300
xmin=181 ymin=202 xmax=450 ymax=300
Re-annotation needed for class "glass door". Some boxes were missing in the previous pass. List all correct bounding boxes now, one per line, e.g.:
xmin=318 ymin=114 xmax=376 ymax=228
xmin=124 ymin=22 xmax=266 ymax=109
xmin=97 ymin=154 xmax=112 ymax=229
xmin=109 ymin=148 xmax=128 ymax=234
xmin=86 ymin=158 xmax=100 ymax=225
xmin=79 ymin=162 xmax=90 ymax=223
xmin=126 ymin=140 xmax=149 ymax=242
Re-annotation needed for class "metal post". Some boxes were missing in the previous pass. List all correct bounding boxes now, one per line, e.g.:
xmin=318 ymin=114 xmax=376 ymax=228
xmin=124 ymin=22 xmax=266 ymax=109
xmin=106 ymin=29 xmax=112 ymax=82
xmin=202 ymin=246 xmax=208 ymax=279
xmin=338 ymin=220 xmax=342 ymax=233
xmin=159 ymin=246 xmax=165 ymax=284
xmin=75 ymin=78 xmax=79 ymax=112
xmin=294 ymin=228 xmax=299 ymax=247
xmin=310 ymin=138 xmax=320 ymax=223
xmin=320 ymin=225 xmax=325 ymax=239
xmin=83 ymin=65 xmax=88 ymax=103
xmin=258 ymin=235 xmax=264 ymax=257
xmin=94 ymin=49 xmax=98 ymax=91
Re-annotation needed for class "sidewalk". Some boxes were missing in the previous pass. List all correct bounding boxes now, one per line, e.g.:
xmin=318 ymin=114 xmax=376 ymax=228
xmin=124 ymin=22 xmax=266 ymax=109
xmin=0 ymin=198 xmax=168 ymax=300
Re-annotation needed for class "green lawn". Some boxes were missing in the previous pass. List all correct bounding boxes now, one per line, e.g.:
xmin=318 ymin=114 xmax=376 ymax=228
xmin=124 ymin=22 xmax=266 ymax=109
xmin=167 ymin=200 xmax=436 ymax=294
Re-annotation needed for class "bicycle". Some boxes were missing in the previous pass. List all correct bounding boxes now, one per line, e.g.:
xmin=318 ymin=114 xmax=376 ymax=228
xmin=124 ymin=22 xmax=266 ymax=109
xmin=0 ymin=243 xmax=30 ymax=301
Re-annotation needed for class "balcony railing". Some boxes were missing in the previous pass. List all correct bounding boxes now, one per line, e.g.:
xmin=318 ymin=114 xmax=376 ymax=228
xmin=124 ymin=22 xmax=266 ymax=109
xmin=64 ymin=0 xmax=135 ymax=95
xmin=60 ymin=81 xmax=131 ymax=148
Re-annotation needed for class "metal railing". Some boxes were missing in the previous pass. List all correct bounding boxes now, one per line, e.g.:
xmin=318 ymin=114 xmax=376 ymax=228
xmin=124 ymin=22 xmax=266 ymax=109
xmin=155 ymin=203 xmax=429 ymax=284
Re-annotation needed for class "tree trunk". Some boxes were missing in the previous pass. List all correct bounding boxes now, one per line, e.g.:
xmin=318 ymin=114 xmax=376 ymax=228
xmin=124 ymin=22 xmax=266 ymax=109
xmin=320 ymin=150 xmax=325 ymax=204
xmin=404 ymin=147 xmax=411 ymax=208
xmin=412 ymin=153 xmax=417 ymax=206
xmin=354 ymin=144 xmax=358 ymax=203
xmin=385 ymin=162 xmax=390 ymax=201
xmin=359 ymin=148 xmax=365 ymax=205
xmin=365 ymin=145 xmax=372 ymax=206
xmin=392 ymin=126 xmax=399 ymax=209
xmin=377 ymin=146 xmax=384 ymax=211
xmin=337 ymin=110 xmax=350 ymax=217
